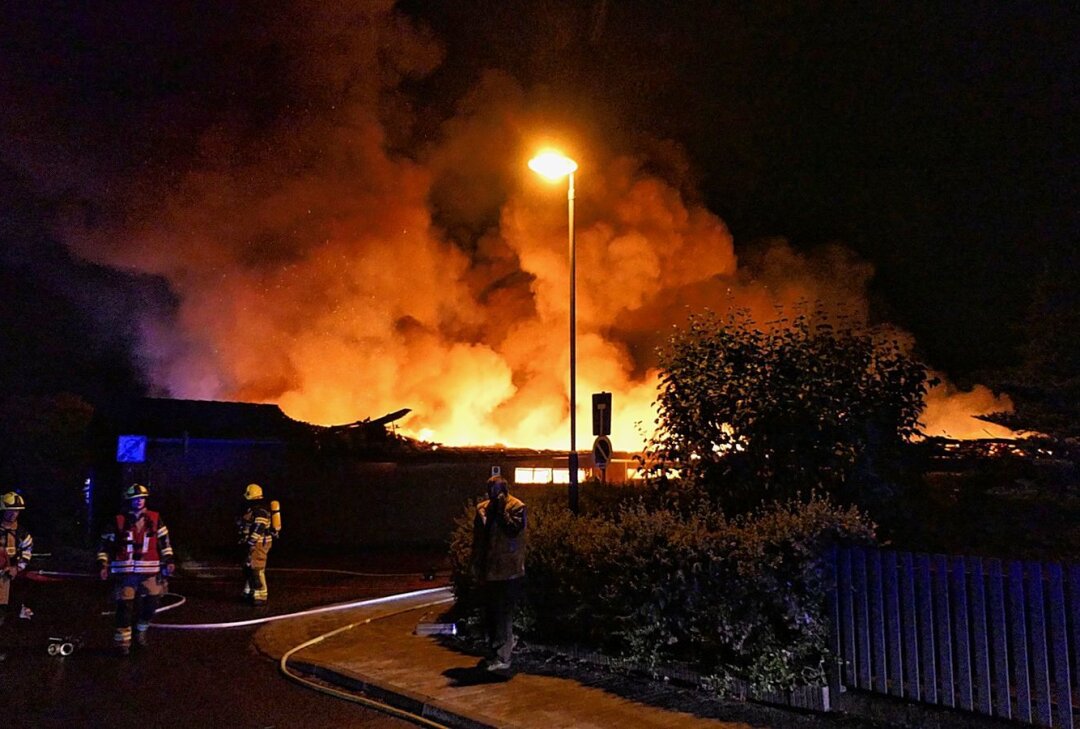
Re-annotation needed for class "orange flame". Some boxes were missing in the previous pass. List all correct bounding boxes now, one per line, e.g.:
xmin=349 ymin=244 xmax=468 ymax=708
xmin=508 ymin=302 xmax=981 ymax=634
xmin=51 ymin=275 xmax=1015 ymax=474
xmin=55 ymin=10 xmax=1016 ymax=449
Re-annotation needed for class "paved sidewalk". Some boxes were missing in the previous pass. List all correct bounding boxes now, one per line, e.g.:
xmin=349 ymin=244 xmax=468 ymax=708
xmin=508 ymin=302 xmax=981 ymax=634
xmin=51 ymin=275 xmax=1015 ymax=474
xmin=253 ymin=587 xmax=874 ymax=729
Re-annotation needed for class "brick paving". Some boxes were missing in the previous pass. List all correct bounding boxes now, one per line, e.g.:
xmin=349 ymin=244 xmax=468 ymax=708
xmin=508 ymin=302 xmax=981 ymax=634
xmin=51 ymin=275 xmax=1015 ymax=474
xmin=255 ymin=587 xmax=754 ymax=729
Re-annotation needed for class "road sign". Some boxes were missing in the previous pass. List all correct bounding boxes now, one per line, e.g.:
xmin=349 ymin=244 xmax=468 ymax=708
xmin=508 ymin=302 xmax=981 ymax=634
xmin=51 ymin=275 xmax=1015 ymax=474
xmin=592 ymin=435 xmax=613 ymax=470
xmin=592 ymin=392 xmax=612 ymax=436
xmin=116 ymin=435 xmax=147 ymax=464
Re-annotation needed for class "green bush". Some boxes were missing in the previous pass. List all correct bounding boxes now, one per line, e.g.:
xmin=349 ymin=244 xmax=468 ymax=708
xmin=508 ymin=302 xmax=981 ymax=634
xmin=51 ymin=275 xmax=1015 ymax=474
xmin=650 ymin=306 xmax=930 ymax=515
xmin=449 ymin=493 xmax=875 ymax=691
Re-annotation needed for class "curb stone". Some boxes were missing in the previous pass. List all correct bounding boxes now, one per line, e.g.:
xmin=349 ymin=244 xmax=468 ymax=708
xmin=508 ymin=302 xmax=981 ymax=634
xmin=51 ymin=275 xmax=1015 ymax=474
xmin=290 ymin=658 xmax=523 ymax=729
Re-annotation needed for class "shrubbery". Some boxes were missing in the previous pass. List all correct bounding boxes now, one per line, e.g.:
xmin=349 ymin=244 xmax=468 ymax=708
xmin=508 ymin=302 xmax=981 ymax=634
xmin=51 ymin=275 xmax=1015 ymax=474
xmin=450 ymin=303 xmax=920 ymax=691
xmin=650 ymin=306 xmax=930 ymax=515
xmin=450 ymin=494 xmax=875 ymax=691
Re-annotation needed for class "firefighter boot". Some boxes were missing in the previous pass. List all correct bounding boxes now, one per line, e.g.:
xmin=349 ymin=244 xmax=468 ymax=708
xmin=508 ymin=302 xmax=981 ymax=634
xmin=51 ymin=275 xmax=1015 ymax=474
xmin=135 ymin=595 xmax=159 ymax=647
xmin=114 ymin=627 xmax=132 ymax=656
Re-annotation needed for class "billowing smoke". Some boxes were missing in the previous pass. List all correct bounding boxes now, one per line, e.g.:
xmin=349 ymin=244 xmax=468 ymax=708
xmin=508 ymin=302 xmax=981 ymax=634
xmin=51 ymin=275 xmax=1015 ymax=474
xmin=44 ymin=3 xmax=1010 ymax=448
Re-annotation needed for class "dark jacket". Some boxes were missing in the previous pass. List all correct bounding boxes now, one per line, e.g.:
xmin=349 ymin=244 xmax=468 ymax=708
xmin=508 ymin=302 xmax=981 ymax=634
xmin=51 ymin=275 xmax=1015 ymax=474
xmin=237 ymin=500 xmax=274 ymax=548
xmin=0 ymin=522 xmax=32 ymax=572
xmin=473 ymin=494 xmax=526 ymax=582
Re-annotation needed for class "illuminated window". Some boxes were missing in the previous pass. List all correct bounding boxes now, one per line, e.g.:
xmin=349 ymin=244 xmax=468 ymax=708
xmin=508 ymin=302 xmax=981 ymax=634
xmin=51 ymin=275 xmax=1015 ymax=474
xmin=513 ymin=467 xmax=589 ymax=484
xmin=552 ymin=468 xmax=588 ymax=485
xmin=514 ymin=468 xmax=553 ymax=484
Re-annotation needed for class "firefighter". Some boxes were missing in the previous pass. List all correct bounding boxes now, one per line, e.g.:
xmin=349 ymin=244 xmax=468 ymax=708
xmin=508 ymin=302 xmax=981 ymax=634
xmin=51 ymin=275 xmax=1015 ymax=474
xmin=0 ymin=492 xmax=32 ymax=627
xmin=97 ymin=483 xmax=175 ymax=655
xmin=236 ymin=483 xmax=277 ymax=605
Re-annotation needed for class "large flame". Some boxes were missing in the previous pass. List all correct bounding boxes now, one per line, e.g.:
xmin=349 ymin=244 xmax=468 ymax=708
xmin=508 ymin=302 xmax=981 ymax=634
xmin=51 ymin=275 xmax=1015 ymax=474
xmin=54 ymin=4 xmax=1016 ymax=449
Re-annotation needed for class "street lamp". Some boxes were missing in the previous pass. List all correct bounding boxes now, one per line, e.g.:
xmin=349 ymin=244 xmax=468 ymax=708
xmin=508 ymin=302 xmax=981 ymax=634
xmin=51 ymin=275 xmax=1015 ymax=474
xmin=529 ymin=149 xmax=580 ymax=513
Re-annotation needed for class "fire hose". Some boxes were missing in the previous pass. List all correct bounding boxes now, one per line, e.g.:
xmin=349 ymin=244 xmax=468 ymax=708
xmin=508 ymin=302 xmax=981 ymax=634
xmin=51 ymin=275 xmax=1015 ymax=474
xmin=150 ymin=586 xmax=455 ymax=729
xmin=31 ymin=566 xmax=458 ymax=727
xmin=277 ymin=591 xmax=455 ymax=729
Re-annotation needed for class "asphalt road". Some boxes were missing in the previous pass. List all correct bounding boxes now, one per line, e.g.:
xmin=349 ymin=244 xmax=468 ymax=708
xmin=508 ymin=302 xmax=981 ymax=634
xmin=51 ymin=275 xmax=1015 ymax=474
xmin=2 ymin=551 xmax=449 ymax=728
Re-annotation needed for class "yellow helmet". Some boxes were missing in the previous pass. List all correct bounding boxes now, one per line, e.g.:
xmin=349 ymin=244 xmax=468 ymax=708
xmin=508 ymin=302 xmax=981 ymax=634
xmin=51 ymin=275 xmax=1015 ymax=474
xmin=124 ymin=483 xmax=150 ymax=500
xmin=1 ymin=492 xmax=25 ymax=510
xmin=244 ymin=483 xmax=263 ymax=501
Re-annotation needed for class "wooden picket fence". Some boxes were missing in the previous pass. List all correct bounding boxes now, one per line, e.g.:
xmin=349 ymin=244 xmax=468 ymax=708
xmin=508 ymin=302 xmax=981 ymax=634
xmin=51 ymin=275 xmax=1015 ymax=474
xmin=827 ymin=546 xmax=1080 ymax=728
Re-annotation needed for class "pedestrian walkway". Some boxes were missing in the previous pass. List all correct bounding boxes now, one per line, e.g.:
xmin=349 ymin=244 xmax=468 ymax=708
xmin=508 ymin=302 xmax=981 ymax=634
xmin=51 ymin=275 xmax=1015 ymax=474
xmin=253 ymin=587 xmax=852 ymax=729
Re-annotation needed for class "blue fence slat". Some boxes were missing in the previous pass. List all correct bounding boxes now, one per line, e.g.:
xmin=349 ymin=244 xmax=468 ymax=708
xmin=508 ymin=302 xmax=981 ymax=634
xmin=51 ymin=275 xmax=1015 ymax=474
xmin=1046 ymin=564 xmax=1073 ymax=729
xmin=1025 ymin=562 xmax=1052 ymax=727
xmin=825 ymin=546 xmax=842 ymax=695
xmin=900 ymin=551 xmax=920 ymax=701
xmin=934 ymin=554 xmax=955 ymax=707
xmin=868 ymin=549 xmax=888 ymax=693
xmin=1068 ymin=566 xmax=1080 ymax=714
xmin=853 ymin=548 xmax=872 ymax=690
xmin=830 ymin=547 xmax=1078 ymax=729
xmin=988 ymin=559 xmax=1012 ymax=720
xmin=917 ymin=554 xmax=938 ymax=704
xmin=967 ymin=556 xmax=993 ymax=717
xmin=839 ymin=547 xmax=856 ymax=687
xmin=1009 ymin=561 xmax=1033 ymax=723
xmin=883 ymin=552 xmax=904 ymax=698
xmin=952 ymin=558 xmax=973 ymax=711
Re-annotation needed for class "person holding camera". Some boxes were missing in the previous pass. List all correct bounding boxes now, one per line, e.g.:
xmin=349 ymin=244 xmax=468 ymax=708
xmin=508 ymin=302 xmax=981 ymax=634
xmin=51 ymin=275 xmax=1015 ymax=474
xmin=471 ymin=473 xmax=526 ymax=671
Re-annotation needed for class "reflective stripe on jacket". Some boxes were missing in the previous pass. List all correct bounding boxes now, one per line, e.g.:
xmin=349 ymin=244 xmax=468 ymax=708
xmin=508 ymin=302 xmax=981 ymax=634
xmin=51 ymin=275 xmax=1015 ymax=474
xmin=97 ymin=510 xmax=174 ymax=575
xmin=237 ymin=502 xmax=274 ymax=548
xmin=0 ymin=525 xmax=32 ymax=570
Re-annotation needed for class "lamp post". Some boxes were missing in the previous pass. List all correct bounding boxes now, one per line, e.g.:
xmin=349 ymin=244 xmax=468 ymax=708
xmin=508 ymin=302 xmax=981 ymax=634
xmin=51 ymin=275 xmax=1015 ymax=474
xmin=529 ymin=149 xmax=580 ymax=513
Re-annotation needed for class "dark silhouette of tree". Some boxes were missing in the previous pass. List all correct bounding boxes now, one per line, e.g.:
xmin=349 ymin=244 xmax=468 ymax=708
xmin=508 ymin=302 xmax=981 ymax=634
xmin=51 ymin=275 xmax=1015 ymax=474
xmin=982 ymin=255 xmax=1080 ymax=440
xmin=648 ymin=305 xmax=931 ymax=514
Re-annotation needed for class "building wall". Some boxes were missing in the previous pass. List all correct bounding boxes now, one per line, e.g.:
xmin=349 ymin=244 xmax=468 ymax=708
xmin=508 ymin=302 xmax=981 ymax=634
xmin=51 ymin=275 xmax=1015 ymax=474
xmin=107 ymin=438 xmax=288 ymax=555
xmin=100 ymin=438 xmax=608 ymax=558
xmin=107 ymin=440 xmax=565 ymax=556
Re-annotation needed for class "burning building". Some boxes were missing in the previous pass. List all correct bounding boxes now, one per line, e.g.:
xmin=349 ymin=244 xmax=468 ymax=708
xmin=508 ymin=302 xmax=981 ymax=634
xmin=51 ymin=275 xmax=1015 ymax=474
xmin=42 ymin=4 xmax=1013 ymax=457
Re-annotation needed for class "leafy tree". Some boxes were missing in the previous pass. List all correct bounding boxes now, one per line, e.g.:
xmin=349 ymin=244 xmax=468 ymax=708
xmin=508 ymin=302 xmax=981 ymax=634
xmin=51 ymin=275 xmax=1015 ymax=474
xmin=648 ymin=305 xmax=931 ymax=513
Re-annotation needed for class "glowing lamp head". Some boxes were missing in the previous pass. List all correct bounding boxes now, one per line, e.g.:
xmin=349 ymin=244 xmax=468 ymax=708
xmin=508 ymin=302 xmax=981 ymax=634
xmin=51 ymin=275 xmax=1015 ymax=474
xmin=528 ymin=150 xmax=578 ymax=181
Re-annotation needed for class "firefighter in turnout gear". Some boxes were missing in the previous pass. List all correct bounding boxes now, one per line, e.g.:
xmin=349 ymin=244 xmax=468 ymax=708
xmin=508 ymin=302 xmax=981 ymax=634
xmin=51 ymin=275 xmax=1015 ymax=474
xmin=236 ymin=483 xmax=278 ymax=605
xmin=0 ymin=492 xmax=32 ymax=627
xmin=97 ymin=484 xmax=175 ymax=655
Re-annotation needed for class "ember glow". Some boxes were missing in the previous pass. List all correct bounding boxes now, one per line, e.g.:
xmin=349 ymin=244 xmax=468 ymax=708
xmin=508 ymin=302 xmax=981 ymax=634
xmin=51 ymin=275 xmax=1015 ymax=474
xmin=53 ymin=3 xmax=1015 ymax=449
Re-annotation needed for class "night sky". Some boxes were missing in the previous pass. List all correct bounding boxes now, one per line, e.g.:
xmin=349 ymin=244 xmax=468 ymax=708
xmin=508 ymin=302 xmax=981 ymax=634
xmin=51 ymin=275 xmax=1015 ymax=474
xmin=0 ymin=2 xmax=1075 ymax=429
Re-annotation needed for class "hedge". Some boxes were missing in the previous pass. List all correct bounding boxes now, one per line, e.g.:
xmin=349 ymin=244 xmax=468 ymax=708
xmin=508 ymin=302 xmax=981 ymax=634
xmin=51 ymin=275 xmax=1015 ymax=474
xmin=450 ymin=493 xmax=875 ymax=691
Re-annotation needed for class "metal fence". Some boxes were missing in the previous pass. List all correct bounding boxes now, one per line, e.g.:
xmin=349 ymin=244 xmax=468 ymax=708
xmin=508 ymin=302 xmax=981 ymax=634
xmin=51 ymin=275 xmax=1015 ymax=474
xmin=827 ymin=546 xmax=1080 ymax=728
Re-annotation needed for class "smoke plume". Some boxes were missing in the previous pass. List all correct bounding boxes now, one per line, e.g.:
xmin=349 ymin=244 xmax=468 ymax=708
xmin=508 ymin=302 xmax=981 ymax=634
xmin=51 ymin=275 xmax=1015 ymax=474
xmin=24 ymin=3 xmax=1011 ymax=447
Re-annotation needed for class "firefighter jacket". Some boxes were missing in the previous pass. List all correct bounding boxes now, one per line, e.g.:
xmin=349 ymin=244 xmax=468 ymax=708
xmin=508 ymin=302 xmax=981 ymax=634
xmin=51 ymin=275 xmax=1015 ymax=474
xmin=472 ymin=494 xmax=526 ymax=582
xmin=97 ymin=509 xmax=175 ymax=576
xmin=0 ymin=522 xmax=32 ymax=572
xmin=237 ymin=501 xmax=274 ymax=549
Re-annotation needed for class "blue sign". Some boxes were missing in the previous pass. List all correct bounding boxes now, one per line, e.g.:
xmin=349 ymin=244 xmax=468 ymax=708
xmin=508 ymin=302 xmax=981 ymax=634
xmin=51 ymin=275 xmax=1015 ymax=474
xmin=592 ymin=435 xmax=613 ymax=470
xmin=116 ymin=435 xmax=148 ymax=463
